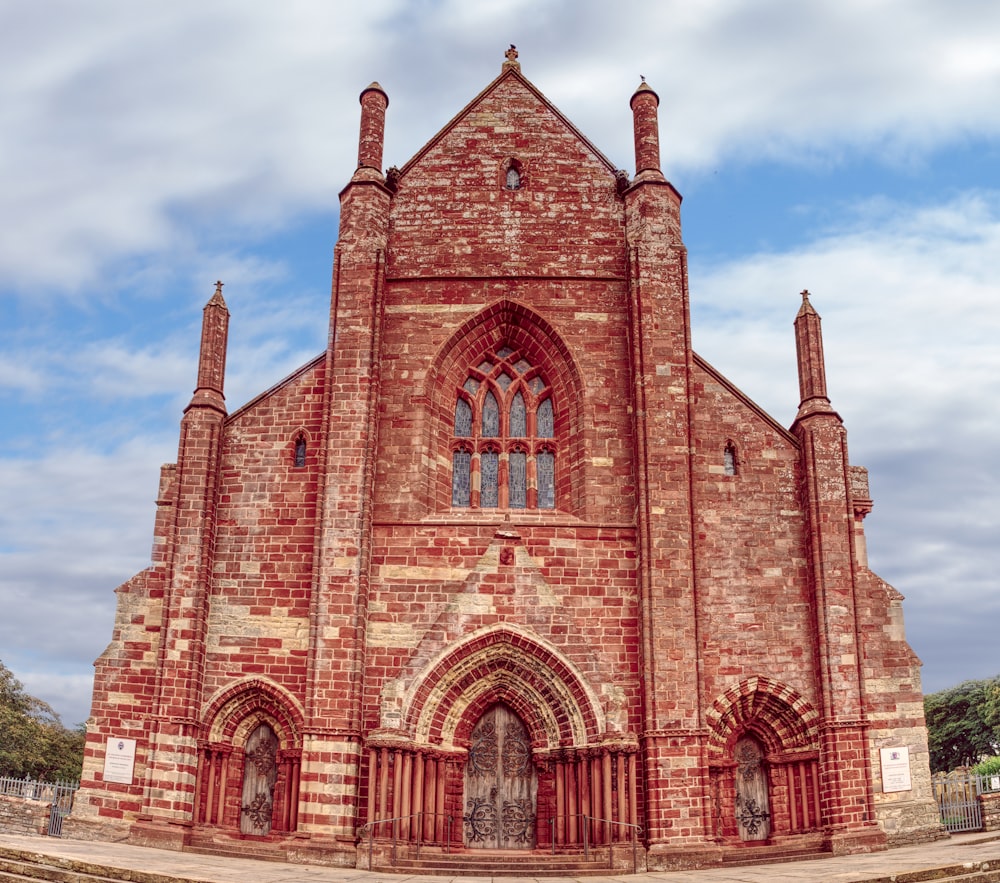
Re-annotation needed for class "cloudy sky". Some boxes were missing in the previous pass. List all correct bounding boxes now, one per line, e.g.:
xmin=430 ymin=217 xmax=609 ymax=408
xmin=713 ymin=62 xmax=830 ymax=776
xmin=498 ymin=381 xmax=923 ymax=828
xmin=1 ymin=0 xmax=998 ymax=729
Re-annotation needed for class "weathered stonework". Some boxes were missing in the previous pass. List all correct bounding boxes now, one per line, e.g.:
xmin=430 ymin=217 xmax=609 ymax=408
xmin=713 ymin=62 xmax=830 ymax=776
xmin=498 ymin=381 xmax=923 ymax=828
xmin=71 ymin=51 xmax=943 ymax=868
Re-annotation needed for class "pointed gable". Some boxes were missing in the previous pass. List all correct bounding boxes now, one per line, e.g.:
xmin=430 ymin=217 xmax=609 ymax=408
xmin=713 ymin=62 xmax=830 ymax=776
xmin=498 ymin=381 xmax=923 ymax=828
xmin=387 ymin=66 xmax=627 ymax=279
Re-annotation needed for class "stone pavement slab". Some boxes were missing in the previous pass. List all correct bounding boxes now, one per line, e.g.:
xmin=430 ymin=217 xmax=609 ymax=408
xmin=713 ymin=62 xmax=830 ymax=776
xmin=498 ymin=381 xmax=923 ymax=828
xmin=1 ymin=833 xmax=1000 ymax=883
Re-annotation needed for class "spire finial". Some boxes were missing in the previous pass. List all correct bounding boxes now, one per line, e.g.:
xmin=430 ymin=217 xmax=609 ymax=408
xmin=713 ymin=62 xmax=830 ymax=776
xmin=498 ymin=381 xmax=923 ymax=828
xmin=208 ymin=279 xmax=227 ymax=307
xmin=503 ymin=44 xmax=520 ymax=71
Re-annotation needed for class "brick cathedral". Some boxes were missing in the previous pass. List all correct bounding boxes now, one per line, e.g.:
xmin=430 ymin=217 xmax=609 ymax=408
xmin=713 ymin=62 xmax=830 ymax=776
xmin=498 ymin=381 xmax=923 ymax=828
xmin=69 ymin=50 xmax=943 ymax=870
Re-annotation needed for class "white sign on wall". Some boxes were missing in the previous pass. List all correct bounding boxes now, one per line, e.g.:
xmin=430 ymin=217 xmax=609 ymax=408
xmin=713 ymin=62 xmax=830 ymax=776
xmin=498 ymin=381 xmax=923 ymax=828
xmin=879 ymin=746 xmax=912 ymax=793
xmin=103 ymin=738 xmax=137 ymax=785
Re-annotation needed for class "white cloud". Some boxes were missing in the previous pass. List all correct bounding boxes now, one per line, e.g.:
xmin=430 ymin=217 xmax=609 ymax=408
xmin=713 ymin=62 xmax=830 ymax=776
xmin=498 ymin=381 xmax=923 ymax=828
xmin=2 ymin=0 xmax=999 ymax=722
xmin=3 ymin=1 xmax=1000 ymax=292
xmin=689 ymin=188 xmax=1000 ymax=691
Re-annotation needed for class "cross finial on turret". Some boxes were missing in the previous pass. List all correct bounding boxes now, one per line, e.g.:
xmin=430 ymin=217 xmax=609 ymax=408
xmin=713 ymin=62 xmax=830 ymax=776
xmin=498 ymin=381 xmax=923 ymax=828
xmin=215 ymin=280 xmax=224 ymax=295
xmin=503 ymin=44 xmax=520 ymax=71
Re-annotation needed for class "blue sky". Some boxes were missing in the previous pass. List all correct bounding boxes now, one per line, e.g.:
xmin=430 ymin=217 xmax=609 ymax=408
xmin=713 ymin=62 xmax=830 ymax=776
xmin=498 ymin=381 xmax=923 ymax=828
xmin=1 ymin=0 xmax=999 ymax=728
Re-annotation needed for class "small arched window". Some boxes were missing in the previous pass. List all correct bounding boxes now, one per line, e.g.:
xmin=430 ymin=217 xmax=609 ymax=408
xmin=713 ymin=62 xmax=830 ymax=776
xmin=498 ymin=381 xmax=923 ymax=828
xmin=504 ymin=158 xmax=524 ymax=191
xmin=450 ymin=347 xmax=556 ymax=510
xmin=724 ymin=442 xmax=738 ymax=476
xmin=294 ymin=435 xmax=307 ymax=468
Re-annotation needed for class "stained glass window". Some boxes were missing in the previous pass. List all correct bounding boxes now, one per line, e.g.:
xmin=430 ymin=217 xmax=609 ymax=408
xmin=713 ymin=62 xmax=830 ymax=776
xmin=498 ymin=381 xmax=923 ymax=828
xmin=509 ymin=450 xmax=527 ymax=508
xmin=537 ymin=398 xmax=554 ymax=438
xmin=455 ymin=399 xmax=472 ymax=436
xmin=510 ymin=392 xmax=526 ymax=437
xmin=537 ymin=450 xmax=555 ymax=509
xmin=482 ymin=392 xmax=499 ymax=437
xmin=481 ymin=450 xmax=499 ymax=507
xmin=450 ymin=348 xmax=558 ymax=511
xmin=452 ymin=449 xmax=471 ymax=506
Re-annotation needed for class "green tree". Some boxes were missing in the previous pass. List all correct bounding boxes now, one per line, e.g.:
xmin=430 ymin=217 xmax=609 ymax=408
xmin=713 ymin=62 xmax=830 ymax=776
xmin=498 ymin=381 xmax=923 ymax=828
xmin=0 ymin=660 xmax=85 ymax=781
xmin=924 ymin=676 xmax=1000 ymax=773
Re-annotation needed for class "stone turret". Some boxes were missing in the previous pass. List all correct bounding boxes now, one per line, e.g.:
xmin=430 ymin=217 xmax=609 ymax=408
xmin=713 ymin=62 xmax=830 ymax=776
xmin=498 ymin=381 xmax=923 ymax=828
xmin=793 ymin=289 xmax=835 ymax=423
xmin=187 ymin=280 xmax=229 ymax=414
xmin=630 ymin=78 xmax=666 ymax=184
xmin=355 ymin=82 xmax=389 ymax=182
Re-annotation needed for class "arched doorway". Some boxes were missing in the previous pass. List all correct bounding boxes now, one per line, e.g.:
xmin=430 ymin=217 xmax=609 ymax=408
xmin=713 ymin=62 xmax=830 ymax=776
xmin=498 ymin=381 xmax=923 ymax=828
xmin=734 ymin=736 xmax=771 ymax=841
xmin=463 ymin=704 xmax=537 ymax=849
xmin=240 ymin=722 xmax=278 ymax=835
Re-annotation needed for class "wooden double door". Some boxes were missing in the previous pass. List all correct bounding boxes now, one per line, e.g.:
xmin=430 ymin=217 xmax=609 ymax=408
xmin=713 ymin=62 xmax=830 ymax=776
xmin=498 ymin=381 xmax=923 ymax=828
xmin=463 ymin=705 xmax=537 ymax=849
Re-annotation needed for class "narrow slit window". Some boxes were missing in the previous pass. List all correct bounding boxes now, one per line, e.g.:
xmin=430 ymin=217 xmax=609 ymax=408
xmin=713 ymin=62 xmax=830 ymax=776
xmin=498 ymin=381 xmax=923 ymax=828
xmin=294 ymin=436 xmax=307 ymax=468
xmin=724 ymin=443 xmax=738 ymax=476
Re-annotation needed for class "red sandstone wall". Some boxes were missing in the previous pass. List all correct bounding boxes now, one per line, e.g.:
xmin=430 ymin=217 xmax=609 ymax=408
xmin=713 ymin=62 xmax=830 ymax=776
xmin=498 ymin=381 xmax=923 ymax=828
xmin=362 ymin=524 xmax=641 ymax=738
xmin=203 ymin=358 xmax=326 ymax=702
xmin=689 ymin=360 xmax=819 ymax=708
xmin=388 ymin=75 xmax=626 ymax=281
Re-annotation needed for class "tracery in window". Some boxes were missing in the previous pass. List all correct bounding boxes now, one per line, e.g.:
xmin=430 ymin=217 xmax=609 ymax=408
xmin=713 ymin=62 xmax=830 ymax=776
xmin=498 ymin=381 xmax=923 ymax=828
xmin=450 ymin=347 xmax=556 ymax=510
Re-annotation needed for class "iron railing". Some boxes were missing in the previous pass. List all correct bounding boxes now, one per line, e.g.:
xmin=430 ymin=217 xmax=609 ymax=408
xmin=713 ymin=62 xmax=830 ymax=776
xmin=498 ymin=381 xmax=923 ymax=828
xmin=0 ymin=775 xmax=78 ymax=837
xmin=359 ymin=811 xmax=455 ymax=868
xmin=548 ymin=813 xmax=643 ymax=874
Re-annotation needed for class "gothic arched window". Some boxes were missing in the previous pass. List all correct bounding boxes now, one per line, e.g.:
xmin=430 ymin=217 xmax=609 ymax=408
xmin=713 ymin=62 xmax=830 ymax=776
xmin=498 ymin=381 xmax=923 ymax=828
xmin=294 ymin=435 xmax=307 ymax=468
xmin=451 ymin=347 xmax=556 ymax=510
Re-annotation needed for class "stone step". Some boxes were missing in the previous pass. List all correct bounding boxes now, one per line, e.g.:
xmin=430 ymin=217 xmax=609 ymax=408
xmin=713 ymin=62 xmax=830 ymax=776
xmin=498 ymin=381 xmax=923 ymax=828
xmin=183 ymin=831 xmax=291 ymax=863
xmin=0 ymin=854 xmax=178 ymax=883
xmin=721 ymin=846 xmax=831 ymax=866
xmin=371 ymin=848 xmax=640 ymax=877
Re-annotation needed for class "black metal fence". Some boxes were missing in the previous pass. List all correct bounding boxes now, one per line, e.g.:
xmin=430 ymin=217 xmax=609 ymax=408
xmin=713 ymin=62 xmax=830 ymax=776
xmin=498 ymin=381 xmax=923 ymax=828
xmin=0 ymin=775 xmax=79 ymax=837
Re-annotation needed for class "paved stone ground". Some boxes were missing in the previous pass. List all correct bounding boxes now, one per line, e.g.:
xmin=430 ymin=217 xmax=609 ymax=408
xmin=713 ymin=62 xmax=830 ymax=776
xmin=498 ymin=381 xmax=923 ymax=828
xmin=2 ymin=833 xmax=1000 ymax=883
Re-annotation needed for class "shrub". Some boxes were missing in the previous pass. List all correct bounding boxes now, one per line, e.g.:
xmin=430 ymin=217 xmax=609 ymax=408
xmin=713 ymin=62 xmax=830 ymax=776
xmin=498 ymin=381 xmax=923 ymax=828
xmin=974 ymin=756 xmax=1000 ymax=778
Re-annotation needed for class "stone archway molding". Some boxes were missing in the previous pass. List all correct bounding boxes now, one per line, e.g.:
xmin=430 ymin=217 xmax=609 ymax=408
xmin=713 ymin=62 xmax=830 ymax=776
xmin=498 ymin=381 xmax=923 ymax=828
xmin=705 ymin=676 xmax=819 ymax=759
xmin=202 ymin=676 xmax=305 ymax=746
xmin=405 ymin=623 xmax=604 ymax=750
